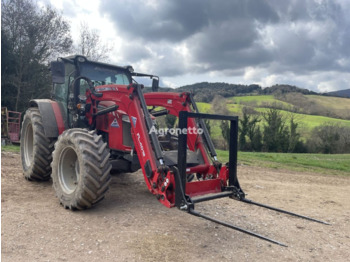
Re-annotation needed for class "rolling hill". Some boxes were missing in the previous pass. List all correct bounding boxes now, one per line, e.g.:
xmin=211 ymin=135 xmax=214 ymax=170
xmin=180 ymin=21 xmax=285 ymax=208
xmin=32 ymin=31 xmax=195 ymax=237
xmin=197 ymin=94 xmax=350 ymax=139
xmin=146 ymin=83 xmax=350 ymax=153
xmin=323 ymin=88 xmax=350 ymax=98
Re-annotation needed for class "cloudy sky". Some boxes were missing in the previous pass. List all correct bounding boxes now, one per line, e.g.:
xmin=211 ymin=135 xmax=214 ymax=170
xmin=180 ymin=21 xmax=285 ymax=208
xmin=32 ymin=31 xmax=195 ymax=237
xmin=44 ymin=0 xmax=349 ymax=92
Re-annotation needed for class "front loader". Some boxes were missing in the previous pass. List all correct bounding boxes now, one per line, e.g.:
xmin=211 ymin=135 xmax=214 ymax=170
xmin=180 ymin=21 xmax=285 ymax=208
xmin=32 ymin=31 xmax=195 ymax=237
xmin=20 ymin=55 xmax=328 ymax=247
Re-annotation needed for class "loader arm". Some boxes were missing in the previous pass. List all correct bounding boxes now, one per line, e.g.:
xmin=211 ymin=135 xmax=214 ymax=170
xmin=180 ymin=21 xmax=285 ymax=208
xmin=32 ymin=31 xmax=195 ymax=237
xmin=84 ymin=85 xmax=230 ymax=207
xmin=84 ymin=84 xmax=171 ymax=202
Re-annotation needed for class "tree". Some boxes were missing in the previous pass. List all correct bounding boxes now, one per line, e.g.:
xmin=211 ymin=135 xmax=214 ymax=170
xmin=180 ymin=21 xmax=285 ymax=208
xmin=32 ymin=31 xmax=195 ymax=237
xmin=220 ymin=120 xmax=230 ymax=150
xmin=262 ymin=108 xmax=289 ymax=152
xmin=75 ymin=22 xmax=112 ymax=62
xmin=239 ymin=107 xmax=262 ymax=151
xmin=211 ymin=95 xmax=229 ymax=115
xmin=211 ymin=95 xmax=230 ymax=149
xmin=307 ymin=123 xmax=350 ymax=154
xmin=165 ymin=114 xmax=177 ymax=128
xmin=247 ymin=117 xmax=262 ymax=151
xmin=204 ymin=119 xmax=211 ymax=135
xmin=287 ymin=114 xmax=301 ymax=152
xmin=1 ymin=0 xmax=72 ymax=112
xmin=1 ymin=29 xmax=17 ymax=110
xmin=250 ymin=126 xmax=262 ymax=151
xmin=238 ymin=111 xmax=249 ymax=150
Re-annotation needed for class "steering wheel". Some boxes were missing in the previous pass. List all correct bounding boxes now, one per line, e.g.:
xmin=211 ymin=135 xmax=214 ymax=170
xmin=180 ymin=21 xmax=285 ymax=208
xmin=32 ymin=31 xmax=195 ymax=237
xmin=69 ymin=76 xmax=102 ymax=99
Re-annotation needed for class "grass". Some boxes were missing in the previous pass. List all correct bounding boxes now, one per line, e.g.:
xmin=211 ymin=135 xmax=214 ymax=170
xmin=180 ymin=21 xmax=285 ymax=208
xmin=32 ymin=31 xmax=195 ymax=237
xmin=216 ymin=150 xmax=350 ymax=176
xmin=2 ymin=143 xmax=349 ymax=176
xmin=227 ymin=95 xmax=293 ymax=107
xmin=226 ymin=104 xmax=242 ymax=114
xmin=253 ymin=107 xmax=350 ymax=130
xmin=306 ymin=95 xmax=350 ymax=112
xmin=1 ymin=144 xmax=20 ymax=153
xmin=197 ymin=101 xmax=350 ymax=139
xmin=197 ymin=102 xmax=211 ymax=113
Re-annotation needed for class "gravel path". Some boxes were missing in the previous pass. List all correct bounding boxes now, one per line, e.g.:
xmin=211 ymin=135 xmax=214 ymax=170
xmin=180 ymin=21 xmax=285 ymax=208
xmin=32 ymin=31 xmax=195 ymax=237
xmin=2 ymin=151 xmax=350 ymax=261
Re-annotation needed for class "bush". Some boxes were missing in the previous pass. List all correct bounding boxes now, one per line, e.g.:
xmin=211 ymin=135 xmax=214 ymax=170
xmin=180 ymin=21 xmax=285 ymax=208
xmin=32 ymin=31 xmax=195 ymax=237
xmin=306 ymin=123 xmax=350 ymax=153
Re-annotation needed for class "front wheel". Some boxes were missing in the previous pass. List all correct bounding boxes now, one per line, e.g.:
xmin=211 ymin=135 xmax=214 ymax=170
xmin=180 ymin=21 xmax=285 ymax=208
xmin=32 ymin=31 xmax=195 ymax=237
xmin=20 ymin=108 xmax=55 ymax=181
xmin=51 ymin=129 xmax=112 ymax=210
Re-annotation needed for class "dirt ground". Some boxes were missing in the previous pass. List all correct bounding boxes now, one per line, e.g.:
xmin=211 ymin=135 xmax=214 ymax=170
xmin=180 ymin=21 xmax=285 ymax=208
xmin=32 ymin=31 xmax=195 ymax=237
xmin=1 ymin=151 xmax=350 ymax=262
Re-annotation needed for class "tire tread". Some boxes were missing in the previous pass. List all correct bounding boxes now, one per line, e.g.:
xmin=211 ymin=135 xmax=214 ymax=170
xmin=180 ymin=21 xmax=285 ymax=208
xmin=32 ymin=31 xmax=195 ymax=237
xmin=20 ymin=108 xmax=55 ymax=181
xmin=51 ymin=128 xmax=111 ymax=210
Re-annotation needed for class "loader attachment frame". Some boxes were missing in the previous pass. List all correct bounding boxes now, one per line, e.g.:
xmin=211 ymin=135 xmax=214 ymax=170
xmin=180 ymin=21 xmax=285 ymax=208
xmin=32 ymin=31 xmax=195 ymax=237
xmin=175 ymin=111 xmax=244 ymax=208
xmin=175 ymin=111 xmax=329 ymax=247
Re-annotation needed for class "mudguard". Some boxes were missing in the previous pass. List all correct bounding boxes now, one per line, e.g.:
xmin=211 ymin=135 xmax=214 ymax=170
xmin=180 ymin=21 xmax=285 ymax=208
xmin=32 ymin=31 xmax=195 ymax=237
xmin=29 ymin=99 xmax=67 ymax=138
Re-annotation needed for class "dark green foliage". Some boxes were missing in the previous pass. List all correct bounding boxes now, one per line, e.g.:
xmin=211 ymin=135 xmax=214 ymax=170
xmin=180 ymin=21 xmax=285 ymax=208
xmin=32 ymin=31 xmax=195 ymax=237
xmin=1 ymin=0 xmax=72 ymax=112
xmin=186 ymin=82 xmax=262 ymax=102
xmin=287 ymin=115 xmax=300 ymax=153
xmin=247 ymin=118 xmax=262 ymax=151
xmin=211 ymin=96 xmax=230 ymax=149
xmin=1 ymin=29 xmax=17 ymax=110
xmin=220 ymin=120 xmax=230 ymax=150
xmin=144 ymin=83 xmax=319 ymax=104
xmin=239 ymin=107 xmax=262 ymax=151
xmin=262 ymin=84 xmax=317 ymax=95
xmin=165 ymin=114 xmax=177 ymax=128
xmin=238 ymin=113 xmax=248 ymax=150
xmin=262 ymin=108 xmax=289 ymax=152
xmin=204 ymin=119 xmax=211 ymax=135
xmin=250 ymin=127 xmax=263 ymax=152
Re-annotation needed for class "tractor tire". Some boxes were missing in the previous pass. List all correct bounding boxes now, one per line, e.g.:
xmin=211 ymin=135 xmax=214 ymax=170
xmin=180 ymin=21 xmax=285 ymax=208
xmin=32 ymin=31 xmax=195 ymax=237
xmin=51 ymin=128 xmax=112 ymax=210
xmin=20 ymin=108 xmax=55 ymax=181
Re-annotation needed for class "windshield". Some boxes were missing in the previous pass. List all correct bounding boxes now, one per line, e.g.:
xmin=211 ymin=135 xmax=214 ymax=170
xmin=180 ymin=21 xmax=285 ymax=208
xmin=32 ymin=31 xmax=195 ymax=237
xmin=79 ymin=62 xmax=131 ymax=86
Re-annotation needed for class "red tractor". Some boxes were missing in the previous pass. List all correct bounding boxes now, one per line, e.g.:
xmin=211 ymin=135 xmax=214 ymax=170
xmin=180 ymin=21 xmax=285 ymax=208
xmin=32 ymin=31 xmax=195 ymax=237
xmin=20 ymin=55 xmax=328 ymax=246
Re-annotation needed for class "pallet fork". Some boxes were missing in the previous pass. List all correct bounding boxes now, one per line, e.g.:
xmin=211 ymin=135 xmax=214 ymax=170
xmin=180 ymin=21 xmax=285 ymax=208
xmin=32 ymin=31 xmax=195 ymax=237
xmin=174 ymin=111 xmax=329 ymax=247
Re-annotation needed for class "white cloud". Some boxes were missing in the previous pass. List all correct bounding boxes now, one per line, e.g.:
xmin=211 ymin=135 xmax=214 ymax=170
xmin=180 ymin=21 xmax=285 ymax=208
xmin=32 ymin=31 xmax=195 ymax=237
xmin=162 ymin=80 xmax=177 ymax=89
xmin=47 ymin=0 xmax=350 ymax=92
xmin=317 ymin=75 xmax=350 ymax=92
xmin=243 ymin=67 xmax=267 ymax=82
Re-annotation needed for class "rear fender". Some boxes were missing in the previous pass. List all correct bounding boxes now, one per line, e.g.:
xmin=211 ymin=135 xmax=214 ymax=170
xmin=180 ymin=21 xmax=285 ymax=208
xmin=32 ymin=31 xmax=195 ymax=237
xmin=29 ymin=99 xmax=67 ymax=138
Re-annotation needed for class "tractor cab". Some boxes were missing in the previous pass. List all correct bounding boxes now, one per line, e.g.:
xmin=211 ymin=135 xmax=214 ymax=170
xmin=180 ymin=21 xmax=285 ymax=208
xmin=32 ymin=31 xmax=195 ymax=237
xmin=50 ymin=55 xmax=159 ymax=130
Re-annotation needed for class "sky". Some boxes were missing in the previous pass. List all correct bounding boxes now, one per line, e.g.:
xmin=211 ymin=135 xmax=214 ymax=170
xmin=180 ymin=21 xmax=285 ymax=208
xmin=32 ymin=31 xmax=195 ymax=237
xmin=43 ymin=0 xmax=350 ymax=92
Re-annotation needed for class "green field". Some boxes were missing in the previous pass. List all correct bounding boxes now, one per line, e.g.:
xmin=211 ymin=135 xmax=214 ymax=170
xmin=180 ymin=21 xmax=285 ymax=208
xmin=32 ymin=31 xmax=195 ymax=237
xmin=217 ymin=150 xmax=350 ymax=176
xmin=2 ymin=145 xmax=349 ymax=176
xmin=227 ymin=95 xmax=292 ymax=108
xmin=228 ymin=95 xmax=350 ymax=116
xmin=199 ymin=102 xmax=350 ymax=139
xmin=253 ymin=107 xmax=350 ymax=130
xmin=197 ymin=95 xmax=350 ymax=139
xmin=196 ymin=102 xmax=211 ymax=113
xmin=226 ymin=104 xmax=242 ymax=114
xmin=306 ymin=95 xmax=350 ymax=112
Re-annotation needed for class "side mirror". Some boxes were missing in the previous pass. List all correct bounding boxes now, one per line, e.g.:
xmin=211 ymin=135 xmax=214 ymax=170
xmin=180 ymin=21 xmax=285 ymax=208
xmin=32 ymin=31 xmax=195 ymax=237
xmin=51 ymin=61 xmax=65 ymax=84
xmin=152 ymin=78 xmax=159 ymax=92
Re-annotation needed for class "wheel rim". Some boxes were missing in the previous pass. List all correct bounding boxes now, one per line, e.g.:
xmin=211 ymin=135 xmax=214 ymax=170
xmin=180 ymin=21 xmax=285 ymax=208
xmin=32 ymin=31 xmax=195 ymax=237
xmin=58 ymin=147 xmax=79 ymax=194
xmin=23 ymin=123 xmax=34 ymax=167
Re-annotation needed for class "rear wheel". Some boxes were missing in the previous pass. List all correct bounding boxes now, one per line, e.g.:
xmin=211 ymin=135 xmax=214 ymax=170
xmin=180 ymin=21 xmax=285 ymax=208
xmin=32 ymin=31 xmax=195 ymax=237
xmin=51 ymin=128 xmax=112 ymax=210
xmin=20 ymin=108 xmax=55 ymax=181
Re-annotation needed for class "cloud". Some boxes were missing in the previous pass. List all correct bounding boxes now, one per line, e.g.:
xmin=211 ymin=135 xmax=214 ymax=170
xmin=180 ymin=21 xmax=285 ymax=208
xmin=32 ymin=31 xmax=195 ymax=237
xmin=96 ymin=0 xmax=350 ymax=91
xmin=317 ymin=77 xmax=350 ymax=92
